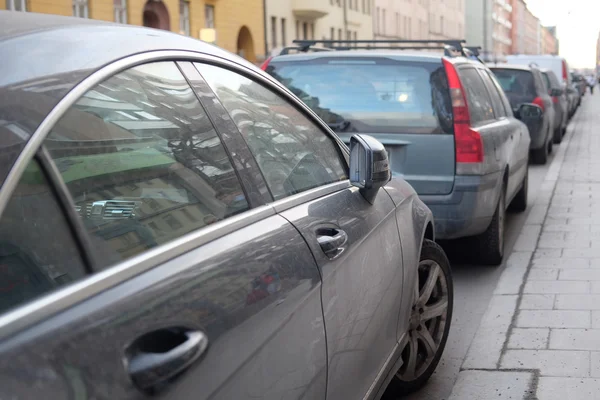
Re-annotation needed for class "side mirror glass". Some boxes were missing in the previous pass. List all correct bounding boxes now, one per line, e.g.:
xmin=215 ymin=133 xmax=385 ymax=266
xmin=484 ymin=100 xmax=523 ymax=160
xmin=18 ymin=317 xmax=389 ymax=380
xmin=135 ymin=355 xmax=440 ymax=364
xmin=349 ymin=134 xmax=391 ymax=204
xmin=515 ymin=103 xmax=543 ymax=122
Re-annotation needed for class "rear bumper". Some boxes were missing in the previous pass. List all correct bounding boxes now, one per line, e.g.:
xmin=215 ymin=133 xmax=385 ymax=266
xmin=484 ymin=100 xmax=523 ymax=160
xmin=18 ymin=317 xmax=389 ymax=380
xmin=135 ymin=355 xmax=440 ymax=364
xmin=420 ymin=172 xmax=502 ymax=240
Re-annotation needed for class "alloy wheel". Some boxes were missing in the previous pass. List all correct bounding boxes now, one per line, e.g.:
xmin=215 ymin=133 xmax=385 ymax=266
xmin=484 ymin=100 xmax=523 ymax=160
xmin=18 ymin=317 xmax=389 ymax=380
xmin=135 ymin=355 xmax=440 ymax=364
xmin=396 ymin=259 xmax=450 ymax=382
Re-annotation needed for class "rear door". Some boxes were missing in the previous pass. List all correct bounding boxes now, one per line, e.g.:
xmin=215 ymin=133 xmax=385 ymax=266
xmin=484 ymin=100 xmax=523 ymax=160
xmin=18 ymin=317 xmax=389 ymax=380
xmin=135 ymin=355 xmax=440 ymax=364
xmin=267 ymin=57 xmax=456 ymax=196
xmin=0 ymin=60 xmax=327 ymax=400
xmin=195 ymin=62 xmax=406 ymax=400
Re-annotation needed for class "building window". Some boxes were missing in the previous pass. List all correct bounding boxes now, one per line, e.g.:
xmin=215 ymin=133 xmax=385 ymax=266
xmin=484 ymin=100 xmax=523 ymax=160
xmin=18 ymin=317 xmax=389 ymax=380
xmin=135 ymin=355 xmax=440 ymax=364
xmin=205 ymin=4 xmax=215 ymax=28
xmin=114 ymin=0 xmax=127 ymax=23
xmin=296 ymin=20 xmax=300 ymax=39
xmin=311 ymin=23 xmax=315 ymax=39
xmin=302 ymin=22 xmax=308 ymax=40
xmin=338 ymin=28 xmax=342 ymax=40
xmin=281 ymin=18 xmax=286 ymax=47
xmin=271 ymin=16 xmax=277 ymax=50
xmin=72 ymin=0 xmax=88 ymax=18
xmin=331 ymin=27 xmax=335 ymax=40
xmin=376 ymin=7 xmax=380 ymax=34
xmin=179 ymin=0 xmax=190 ymax=36
xmin=382 ymin=9 xmax=386 ymax=35
xmin=353 ymin=31 xmax=357 ymax=41
xmin=6 ymin=0 xmax=26 ymax=11
xmin=362 ymin=0 xmax=365 ymax=13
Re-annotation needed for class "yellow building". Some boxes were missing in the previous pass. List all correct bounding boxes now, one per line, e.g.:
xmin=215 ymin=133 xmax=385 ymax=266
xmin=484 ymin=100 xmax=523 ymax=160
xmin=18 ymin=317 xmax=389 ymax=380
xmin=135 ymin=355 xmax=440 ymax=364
xmin=1 ymin=0 xmax=265 ymax=63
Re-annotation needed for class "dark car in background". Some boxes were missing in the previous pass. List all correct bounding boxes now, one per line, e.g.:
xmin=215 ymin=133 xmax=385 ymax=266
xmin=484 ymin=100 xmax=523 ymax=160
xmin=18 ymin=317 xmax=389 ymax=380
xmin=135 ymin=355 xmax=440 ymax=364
xmin=490 ymin=65 xmax=555 ymax=164
xmin=0 ymin=11 xmax=454 ymax=400
xmin=540 ymin=68 xmax=568 ymax=143
xmin=264 ymin=41 xmax=539 ymax=265
xmin=571 ymin=71 xmax=587 ymax=98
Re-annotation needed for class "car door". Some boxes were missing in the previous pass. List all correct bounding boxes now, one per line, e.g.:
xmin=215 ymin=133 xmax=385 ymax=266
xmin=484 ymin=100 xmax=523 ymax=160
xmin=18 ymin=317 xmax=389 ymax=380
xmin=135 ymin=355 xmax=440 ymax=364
xmin=0 ymin=59 xmax=327 ymax=400
xmin=194 ymin=63 xmax=405 ymax=400
xmin=479 ymin=68 xmax=524 ymax=200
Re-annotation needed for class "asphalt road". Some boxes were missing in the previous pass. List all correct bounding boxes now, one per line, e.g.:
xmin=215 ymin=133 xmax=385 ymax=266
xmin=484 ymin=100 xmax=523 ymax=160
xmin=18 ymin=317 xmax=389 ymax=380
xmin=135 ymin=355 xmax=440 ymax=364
xmin=404 ymin=150 xmax=557 ymax=400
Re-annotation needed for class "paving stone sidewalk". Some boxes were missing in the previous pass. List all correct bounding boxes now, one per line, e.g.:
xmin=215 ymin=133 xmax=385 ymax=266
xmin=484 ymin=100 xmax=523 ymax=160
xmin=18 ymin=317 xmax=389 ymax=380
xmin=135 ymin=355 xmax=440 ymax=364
xmin=448 ymin=94 xmax=600 ymax=400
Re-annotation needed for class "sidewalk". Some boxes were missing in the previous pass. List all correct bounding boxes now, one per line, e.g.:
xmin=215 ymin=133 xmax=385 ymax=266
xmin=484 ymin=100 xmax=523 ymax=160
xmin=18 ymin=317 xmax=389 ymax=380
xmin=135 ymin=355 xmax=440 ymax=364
xmin=449 ymin=93 xmax=600 ymax=400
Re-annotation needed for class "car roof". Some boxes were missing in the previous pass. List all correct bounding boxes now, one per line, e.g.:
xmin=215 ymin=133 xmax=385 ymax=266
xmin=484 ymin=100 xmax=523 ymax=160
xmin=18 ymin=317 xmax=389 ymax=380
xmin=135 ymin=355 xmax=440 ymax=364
xmin=269 ymin=49 xmax=478 ymax=65
xmin=0 ymin=11 xmax=258 ymax=87
xmin=489 ymin=64 xmax=536 ymax=72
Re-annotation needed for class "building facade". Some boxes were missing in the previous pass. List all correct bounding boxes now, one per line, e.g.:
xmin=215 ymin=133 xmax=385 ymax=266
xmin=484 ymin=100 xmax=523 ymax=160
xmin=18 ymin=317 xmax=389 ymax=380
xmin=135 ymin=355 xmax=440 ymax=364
xmin=465 ymin=0 xmax=512 ymax=61
xmin=540 ymin=25 xmax=558 ymax=55
xmin=1 ymin=0 xmax=265 ymax=63
xmin=523 ymin=4 xmax=540 ymax=55
xmin=265 ymin=0 xmax=374 ymax=56
xmin=373 ymin=0 xmax=464 ymax=43
xmin=510 ymin=0 xmax=525 ymax=54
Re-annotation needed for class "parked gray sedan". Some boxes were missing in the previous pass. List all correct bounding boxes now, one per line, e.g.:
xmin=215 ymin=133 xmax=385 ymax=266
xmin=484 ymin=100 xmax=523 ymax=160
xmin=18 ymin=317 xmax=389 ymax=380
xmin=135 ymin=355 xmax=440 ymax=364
xmin=0 ymin=11 xmax=453 ymax=400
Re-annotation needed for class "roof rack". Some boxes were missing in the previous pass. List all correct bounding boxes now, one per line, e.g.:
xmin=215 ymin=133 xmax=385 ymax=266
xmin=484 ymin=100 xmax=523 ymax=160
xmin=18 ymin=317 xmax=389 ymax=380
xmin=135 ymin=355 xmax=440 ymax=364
xmin=279 ymin=45 xmax=334 ymax=56
xmin=289 ymin=39 xmax=483 ymax=63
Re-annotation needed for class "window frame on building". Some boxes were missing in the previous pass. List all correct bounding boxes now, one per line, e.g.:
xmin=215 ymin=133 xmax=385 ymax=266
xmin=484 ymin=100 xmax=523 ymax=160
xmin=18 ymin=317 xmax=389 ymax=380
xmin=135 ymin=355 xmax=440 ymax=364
xmin=113 ymin=0 xmax=127 ymax=24
xmin=5 ymin=0 xmax=26 ymax=11
xmin=72 ymin=0 xmax=89 ymax=19
xmin=205 ymin=4 xmax=215 ymax=29
xmin=179 ymin=0 xmax=190 ymax=36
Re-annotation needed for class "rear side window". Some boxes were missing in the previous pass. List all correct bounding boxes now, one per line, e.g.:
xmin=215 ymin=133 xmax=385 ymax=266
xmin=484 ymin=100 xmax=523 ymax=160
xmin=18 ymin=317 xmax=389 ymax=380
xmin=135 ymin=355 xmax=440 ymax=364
xmin=491 ymin=69 xmax=536 ymax=96
xmin=44 ymin=62 xmax=249 ymax=268
xmin=266 ymin=58 xmax=454 ymax=134
xmin=0 ymin=159 xmax=87 ymax=314
xmin=457 ymin=68 xmax=494 ymax=124
xmin=532 ymin=70 xmax=547 ymax=93
xmin=542 ymin=72 xmax=552 ymax=93
xmin=478 ymin=70 xmax=507 ymax=118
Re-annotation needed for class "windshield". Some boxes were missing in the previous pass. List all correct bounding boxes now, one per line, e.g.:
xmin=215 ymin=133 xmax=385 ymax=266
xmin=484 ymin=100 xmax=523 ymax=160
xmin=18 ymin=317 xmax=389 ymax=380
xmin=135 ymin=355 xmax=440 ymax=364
xmin=266 ymin=58 xmax=453 ymax=134
xmin=491 ymin=69 xmax=536 ymax=95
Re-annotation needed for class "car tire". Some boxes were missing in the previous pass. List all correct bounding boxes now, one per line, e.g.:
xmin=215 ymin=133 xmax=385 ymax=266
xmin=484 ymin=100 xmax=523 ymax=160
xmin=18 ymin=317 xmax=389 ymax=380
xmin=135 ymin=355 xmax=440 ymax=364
xmin=383 ymin=239 xmax=453 ymax=397
xmin=509 ymin=169 xmax=528 ymax=213
xmin=547 ymin=137 xmax=553 ymax=154
xmin=531 ymin=144 xmax=548 ymax=165
xmin=553 ymin=127 xmax=563 ymax=144
xmin=472 ymin=186 xmax=506 ymax=266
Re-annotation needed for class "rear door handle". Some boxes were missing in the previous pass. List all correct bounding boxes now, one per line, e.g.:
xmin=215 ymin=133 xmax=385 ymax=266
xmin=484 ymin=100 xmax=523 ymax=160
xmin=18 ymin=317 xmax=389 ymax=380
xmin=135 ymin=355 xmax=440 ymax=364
xmin=316 ymin=228 xmax=348 ymax=259
xmin=126 ymin=327 xmax=208 ymax=392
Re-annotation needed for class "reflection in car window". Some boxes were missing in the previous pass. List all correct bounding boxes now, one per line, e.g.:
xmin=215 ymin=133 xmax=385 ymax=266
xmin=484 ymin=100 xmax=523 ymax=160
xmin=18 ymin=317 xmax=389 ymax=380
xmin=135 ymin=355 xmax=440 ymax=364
xmin=458 ymin=68 xmax=495 ymax=124
xmin=265 ymin=59 xmax=454 ymax=135
xmin=45 ymin=62 xmax=249 ymax=268
xmin=0 ymin=159 xmax=86 ymax=315
xmin=485 ymin=71 xmax=514 ymax=117
xmin=479 ymin=70 xmax=507 ymax=118
xmin=195 ymin=63 xmax=348 ymax=200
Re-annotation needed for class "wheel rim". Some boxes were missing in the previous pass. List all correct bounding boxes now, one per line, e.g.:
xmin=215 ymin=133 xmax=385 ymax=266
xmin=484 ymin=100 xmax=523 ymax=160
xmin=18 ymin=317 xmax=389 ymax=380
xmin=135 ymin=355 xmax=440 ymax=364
xmin=396 ymin=259 xmax=449 ymax=382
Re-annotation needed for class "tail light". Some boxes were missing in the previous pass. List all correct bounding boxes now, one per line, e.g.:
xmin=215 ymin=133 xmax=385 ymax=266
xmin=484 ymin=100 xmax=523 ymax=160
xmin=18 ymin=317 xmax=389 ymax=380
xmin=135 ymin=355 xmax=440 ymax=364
xmin=562 ymin=60 xmax=568 ymax=84
xmin=260 ymin=57 xmax=272 ymax=71
xmin=442 ymin=58 xmax=484 ymax=164
xmin=532 ymin=96 xmax=545 ymax=111
xmin=552 ymin=96 xmax=559 ymax=104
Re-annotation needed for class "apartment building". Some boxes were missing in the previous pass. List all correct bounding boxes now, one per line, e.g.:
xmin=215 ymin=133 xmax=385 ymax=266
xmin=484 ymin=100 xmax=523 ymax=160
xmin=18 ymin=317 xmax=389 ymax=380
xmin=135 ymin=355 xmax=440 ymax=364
xmin=265 ymin=0 xmax=374 ymax=55
xmin=524 ymin=4 xmax=540 ymax=54
xmin=1 ymin=0 xmax=265 ymax=63
xmin=540 ymin=26 xmax=558 ymax=55
xmin=465 ymin=0 xmax=512 ymax=61
xmin=373 ymin=0 xmax=464 ymax=43
xmin=510 ymin=0 xmax=525 ymax=54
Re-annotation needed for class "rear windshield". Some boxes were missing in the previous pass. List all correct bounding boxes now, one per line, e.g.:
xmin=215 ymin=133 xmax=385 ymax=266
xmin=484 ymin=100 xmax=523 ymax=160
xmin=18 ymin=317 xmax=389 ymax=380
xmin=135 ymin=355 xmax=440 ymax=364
xmin=266 ymin=58 xmax=453 ymax=134
xmin=491 ymin=69 xmax=536 ymax=96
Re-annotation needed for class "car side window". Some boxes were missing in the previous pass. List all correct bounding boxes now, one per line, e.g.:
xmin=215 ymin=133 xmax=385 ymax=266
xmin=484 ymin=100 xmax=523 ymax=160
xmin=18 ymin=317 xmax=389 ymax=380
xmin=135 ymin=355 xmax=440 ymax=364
xmin=194 ymin=63 xmax=348 ymax=201
xmin=486 ymin=70 xmax=514 ymax=117
xmin=0 ymin=158 xmax=87 ymax=315
xmin=458 ymin=67 xmax=495 ymax=125
xmin=44 ymin=62 xmax=249 ymax=269
xmin=479 ymin=69 xmax=507 ymax=118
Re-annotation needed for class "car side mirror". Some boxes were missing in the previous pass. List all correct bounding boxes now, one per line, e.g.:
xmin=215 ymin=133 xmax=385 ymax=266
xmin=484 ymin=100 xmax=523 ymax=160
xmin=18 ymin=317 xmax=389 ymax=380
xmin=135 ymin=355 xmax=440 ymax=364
xmin=514 ymin=103 xmax=543 ymax=122
xmin=349 ymin=134 xmax=391 ymax=204
xmin=550 ymin=88 xmax=563 ymax=97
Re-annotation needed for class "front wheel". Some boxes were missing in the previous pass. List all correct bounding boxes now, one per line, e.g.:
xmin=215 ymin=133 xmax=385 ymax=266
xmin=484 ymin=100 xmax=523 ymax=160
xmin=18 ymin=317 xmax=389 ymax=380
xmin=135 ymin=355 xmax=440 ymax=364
xmin=384 ymin=239 xmax=453 ymax=397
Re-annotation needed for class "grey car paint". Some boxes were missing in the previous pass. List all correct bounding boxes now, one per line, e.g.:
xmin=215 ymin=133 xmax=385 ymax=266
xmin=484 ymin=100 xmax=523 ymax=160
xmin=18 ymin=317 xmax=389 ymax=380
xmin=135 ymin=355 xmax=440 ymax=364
xmin=267 ymin=53 xmax=529 ymax=241
xmin=0 ymin=11 xmax=437 ymax=400
xmin=541 ymin=69 xmax=568 ymax=135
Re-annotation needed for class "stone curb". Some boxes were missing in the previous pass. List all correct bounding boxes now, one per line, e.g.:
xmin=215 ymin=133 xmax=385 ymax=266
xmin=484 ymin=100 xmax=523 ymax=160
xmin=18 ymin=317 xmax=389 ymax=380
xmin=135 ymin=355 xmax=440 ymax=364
xmin=449 ymin=111 xmax=583 ymax=399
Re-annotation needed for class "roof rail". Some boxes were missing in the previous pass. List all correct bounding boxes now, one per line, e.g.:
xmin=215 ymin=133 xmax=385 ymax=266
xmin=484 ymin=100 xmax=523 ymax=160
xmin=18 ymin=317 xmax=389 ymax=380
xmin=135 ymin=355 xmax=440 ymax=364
xmin=279 ymin=45 xmax=334 ymax=56
xmin=289 ymin=39 xmax=484 ymax=63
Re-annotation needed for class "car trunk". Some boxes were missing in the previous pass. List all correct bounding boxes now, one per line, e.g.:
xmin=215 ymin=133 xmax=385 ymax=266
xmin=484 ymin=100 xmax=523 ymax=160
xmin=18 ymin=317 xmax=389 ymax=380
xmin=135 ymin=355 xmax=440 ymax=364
xmin=267 ymin=57 xmax=456 ymax=195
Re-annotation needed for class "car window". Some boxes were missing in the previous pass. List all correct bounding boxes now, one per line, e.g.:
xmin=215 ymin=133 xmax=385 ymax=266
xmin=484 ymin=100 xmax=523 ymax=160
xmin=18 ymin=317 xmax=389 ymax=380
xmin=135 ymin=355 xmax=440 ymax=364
xmin=458 ymin=67 xmax=495 ymax=124
xmin=491 ymin=68 xmax=536 ymax=95
xmin=194 ymin=63 xmax=348 ymax=201
xmin=484 ymin=70 xmax=513 ymax=116
xmin=0 ymin=158 xmax=87 ymax=314
xmin=265 ymin=58 xmax=454 ymax=135
xmin=44 ymin=62 xmax=249 ymax=268
xmin=532 ymin=70 xmax=546 ymax=93
xmin=478 ymin=69 xmax=507 ymax=118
